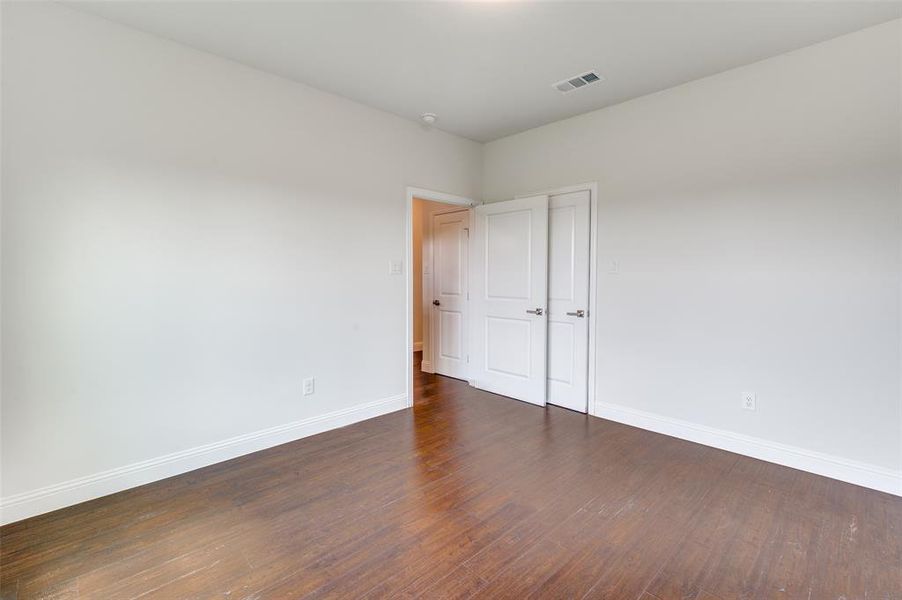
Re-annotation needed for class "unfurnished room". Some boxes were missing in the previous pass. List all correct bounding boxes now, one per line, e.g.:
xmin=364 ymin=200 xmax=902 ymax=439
xmin=1 ymin=1 xmax=901 ymax=598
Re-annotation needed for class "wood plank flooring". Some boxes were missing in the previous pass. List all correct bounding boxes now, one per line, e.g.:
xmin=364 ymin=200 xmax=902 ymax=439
xmin=2 ymin=353 xmax=900 ymax=599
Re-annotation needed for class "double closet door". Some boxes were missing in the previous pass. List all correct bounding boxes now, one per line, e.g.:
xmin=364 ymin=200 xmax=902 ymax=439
xmin=469 ymin=190 xmax=591 ymax=412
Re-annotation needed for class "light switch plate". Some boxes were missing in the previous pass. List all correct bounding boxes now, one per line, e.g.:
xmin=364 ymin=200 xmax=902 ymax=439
xmin=389 ymin=259 xmax=403 ymax=275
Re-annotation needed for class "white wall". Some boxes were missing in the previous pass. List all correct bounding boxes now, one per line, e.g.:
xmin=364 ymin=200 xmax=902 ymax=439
xmin=0 ymin=2 xmax=482 ymax=520
xmin=485 ymin=21 xmax=902 ymax=482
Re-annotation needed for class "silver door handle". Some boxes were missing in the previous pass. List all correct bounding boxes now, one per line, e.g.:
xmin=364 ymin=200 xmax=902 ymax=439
xmin=566 ymin=310 xmax=586 ymax=318
xmin=433 ymin=300 xmax=440 ymax=306
xmin=526 ymin=308 xmax=544 ymax=316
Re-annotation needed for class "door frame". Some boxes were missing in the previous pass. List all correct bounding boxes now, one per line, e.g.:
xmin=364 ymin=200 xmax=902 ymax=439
xmin=515 ymin=182 xmax=599 ymax=416
xmin=405 ymin=187 xmax=479 ymax=408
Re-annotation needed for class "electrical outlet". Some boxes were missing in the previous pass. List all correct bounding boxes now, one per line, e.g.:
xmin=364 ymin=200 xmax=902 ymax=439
xmin=742 ymin=392 xmax=756 ymax=411
xmin=303 ymin=377 xmax=315 ymax=396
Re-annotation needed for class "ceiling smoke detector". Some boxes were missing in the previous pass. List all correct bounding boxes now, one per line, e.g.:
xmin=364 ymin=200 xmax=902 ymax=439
xmin=553 ymin=71 xmax=605 ymax=94
xmin=420 ymin=112 xmax=438 ymax=126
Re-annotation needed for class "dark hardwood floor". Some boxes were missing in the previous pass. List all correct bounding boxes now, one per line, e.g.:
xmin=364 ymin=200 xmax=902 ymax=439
xmin=2 ymin=353 xmax=900 ymax=599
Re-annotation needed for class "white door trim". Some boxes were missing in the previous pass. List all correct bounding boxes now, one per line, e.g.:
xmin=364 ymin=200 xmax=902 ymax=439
xmin=515 ymin=182 xmax=599 ymax=417
xmin=406 ymin=187 xmax=479 ymax=409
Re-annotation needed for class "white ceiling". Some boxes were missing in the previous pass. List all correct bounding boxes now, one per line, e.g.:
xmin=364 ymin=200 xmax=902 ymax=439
xmin=69 ymin=1 xmax=901 ymax=142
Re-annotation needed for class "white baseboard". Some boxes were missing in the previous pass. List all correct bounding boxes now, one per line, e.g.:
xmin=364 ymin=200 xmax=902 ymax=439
xmin=594 ymin=401 xmax=901 ymax=497
xmin=0 ymin=393 xmax=408 ymax=525
xmin=421 ymin=360 xmax=433 ymax=373
xmin=413 ymin=341 xmax=423 ymax=352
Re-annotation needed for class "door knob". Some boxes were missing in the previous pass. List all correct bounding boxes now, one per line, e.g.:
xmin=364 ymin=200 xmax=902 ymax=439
xmin=526 ymin=308 xmax=544 ymax=316
xmin=566 ymin=309 xmax=586 ymax=318
xmin=433 ymin=300 xmax=441 ymax=306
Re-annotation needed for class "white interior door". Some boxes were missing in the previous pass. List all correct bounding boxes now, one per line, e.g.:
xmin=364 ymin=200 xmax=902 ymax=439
xmin=547 ymin=191 xmax=591 ymax=412
xmin=431 ymin=210 xmax=469 ymax=380
xmin=471 ymin=195 xmax=549 ymax=406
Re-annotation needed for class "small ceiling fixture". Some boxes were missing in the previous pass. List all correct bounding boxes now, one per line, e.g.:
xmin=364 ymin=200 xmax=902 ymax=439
xmin=420 ymin=112 xmax=438 ymax=126
xmin=552 ymin=71 xmax=605 ymax=94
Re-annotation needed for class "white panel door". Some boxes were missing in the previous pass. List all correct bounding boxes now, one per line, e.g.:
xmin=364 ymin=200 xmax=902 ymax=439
xmin=432 ymin=210 xmax=469 ymax=380
xmin=471 ymin=195 xmax=549 ymax=406
xmin=546 ymin=191 xmax=591 ymax=412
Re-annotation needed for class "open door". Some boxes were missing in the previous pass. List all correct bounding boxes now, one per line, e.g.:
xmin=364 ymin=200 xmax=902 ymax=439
xmin=431 ymin=210 xmax=469 ymax=380
xmin=470 ymin=195 xmax=549 ymax=406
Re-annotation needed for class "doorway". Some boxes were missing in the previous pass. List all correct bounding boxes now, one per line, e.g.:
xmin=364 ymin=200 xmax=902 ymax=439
xmin=406 ymin=188 xmax=479 ymax=407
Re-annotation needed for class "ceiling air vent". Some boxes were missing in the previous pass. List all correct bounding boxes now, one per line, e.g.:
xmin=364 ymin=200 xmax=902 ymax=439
xmin=553 ymin=71 xmax=605 ymax=93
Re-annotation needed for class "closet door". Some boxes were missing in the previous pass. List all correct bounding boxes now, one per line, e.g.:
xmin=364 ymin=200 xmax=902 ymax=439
xmin=546 ymin=190 xmax=591 ymax=412
xmin=470 ymin=195 xmax=549 ymax=406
